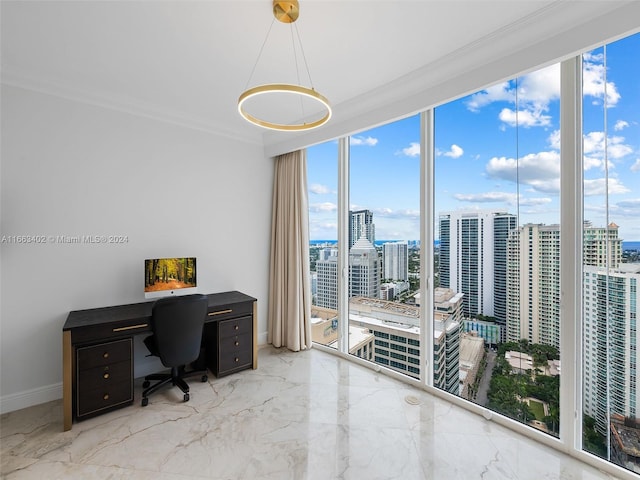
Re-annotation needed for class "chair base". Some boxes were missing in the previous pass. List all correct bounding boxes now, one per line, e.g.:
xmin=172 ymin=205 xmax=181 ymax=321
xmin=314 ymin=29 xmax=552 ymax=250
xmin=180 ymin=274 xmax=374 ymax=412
xmin=141 ymin=365 xmax=208 ymax=406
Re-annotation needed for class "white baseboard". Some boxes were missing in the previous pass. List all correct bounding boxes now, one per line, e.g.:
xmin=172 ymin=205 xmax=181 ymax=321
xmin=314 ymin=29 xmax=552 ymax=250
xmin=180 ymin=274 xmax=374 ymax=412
xmin=0 ymin=383 xmax=62 ymax=415
xmin=1 ymin=334 xmax=270 ymax=415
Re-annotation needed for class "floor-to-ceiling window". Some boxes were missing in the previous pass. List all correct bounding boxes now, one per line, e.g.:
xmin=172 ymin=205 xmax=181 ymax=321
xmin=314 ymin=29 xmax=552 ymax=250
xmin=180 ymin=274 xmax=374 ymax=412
xmin=306 ymin=29 xmax=639 ymax=480
xmin=307 ymin=141 xmax=339 ymax=349
xmin=581 ymin=32 xmax=640 ymax=474
xmin=346 ymin=117 xmax=421 ymax=374
xmin=433 ymin=62 xmax=562 ymax=437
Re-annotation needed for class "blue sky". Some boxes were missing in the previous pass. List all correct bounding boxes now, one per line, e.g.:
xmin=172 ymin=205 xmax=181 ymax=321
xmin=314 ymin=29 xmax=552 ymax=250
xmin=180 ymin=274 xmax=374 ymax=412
xmin=308 ymin=32 xmax=639 ymax=242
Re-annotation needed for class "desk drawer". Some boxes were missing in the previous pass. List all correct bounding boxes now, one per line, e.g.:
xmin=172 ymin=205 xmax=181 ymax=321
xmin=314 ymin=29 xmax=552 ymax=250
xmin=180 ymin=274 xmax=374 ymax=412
xmin=218 ymin=316 xmax=252 ymax=338
xmin=77 ymin=373 xmax=133 ymax=417
xmin=78 ymin=360 xmax=132 ymax=390
xmin=218 ymin=346 xmax=252 ymax=374
xmin=77 ymin=339 xmax=132 ymax=370
xmin=219 ymin=332 xmax=251 ymax=355
xmin=207 ymin=301 xmax=253 ymax=322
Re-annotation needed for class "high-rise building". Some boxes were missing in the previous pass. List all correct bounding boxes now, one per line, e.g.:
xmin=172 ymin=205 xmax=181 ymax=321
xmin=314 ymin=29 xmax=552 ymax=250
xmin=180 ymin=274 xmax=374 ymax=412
xmin=583 ymin=263 xmax=639 ymax=436
xmin=349 ymin=237 xmax=380 ymax=299
xmin=494 ymin=213 xmax=518 ymax=341
xmin=316 ymin=250 xmax=339 ymax=310
xmin=349 ymin=210 xmax=375 ymax=249
xmin=315 ymin=238 xmax=380 ymax=309
xmin=506 ymin=224 xmax=561 ymax=348
xmin=383 ymin=241 xmax=408 ymax=281
xmin=583 ymin=221 xmax=623 ymax=267
xmin=506 ymin=222 xmax=623 ymax=350
xmin=439 ymin=210 xmax=516 ymax=320
xmin=349 ymin=292 xmax=461 ymax=392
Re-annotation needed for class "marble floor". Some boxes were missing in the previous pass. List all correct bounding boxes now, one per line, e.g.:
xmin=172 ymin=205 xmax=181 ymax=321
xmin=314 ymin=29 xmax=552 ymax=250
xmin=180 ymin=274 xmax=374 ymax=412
xmin=1 ymin=346 xmax=619 ymax=479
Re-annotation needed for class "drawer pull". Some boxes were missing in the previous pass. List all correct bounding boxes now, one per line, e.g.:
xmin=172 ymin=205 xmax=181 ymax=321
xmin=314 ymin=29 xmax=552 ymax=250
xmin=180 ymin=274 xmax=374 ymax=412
xmin=235 ymin=341 xmax=239 ymax=346
xmin=235 ymin=357 xmax=239 ymax=363
xmin=113 ymin=323 xmax=148 ymax=332
xmin=103 ymin=373 xmax=110 ymax=379
xmin=103 ymin=394 xmax=110 ymax=401
xmin=234 ymin=325 xmax=239 ymax=330
xmin=208 ymin=309 xmax=233 ymax=316
xmin=103 ymin=352 xmax=109 ymax=359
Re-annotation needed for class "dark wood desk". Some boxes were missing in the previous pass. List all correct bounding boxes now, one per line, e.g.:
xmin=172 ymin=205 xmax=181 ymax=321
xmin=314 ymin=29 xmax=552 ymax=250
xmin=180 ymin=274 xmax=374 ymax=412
xmin=62 ymin=291 xmax=257 ymax=431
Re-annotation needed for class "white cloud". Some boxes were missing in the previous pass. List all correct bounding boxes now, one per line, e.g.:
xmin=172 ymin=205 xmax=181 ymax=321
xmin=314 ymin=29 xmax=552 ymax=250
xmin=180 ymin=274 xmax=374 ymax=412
xmin=442 ymin=144 xmax=464 ymax=158
xmin=583 ymin=131 xmax=634 ymax=171
xmin=498 ymin=108 xmax=551 ymax=128
xmin=548 ymin=130 xmax=561 ymax=150
xmin=309 ymin=202 xmax=337 ymax=213
xmin=466 ymin=64 xmax=560 ymax=129
xmin=584 ymin=131 xmax=632 ymax=159
xmin=520 ymin=197 xmax=553 ymax=207
xmin=631 ymin=159 xmax=640 ymax=172
xmin=350 ymin=136 xmax=378 ymax=146
xmin=454 ymin=191 xmax=517 ymax=203
xmin=486 ymin=151 xmax=561 ymax=193
xmin=617 ymin=199 xmax=640 ymax=209
xmin=401 ymin=142 xmax=420 ymax=157
xmin=582 ymin=56 xmax=621 ymax=107
xmin=614 ymin=120 xmax=629 ymax=131
xmin=453 ymin=191 xmax=551 ymax=207
xmin=466 ymin=82 xmax=513 ymax=112
xmin=583 ymin=178 xmax=630 ymax=196
xmin=370 ymin=207 xmax=419 ymax=220
xmin=518 ymin=64 xmax=561 ymax=105
xmin=309 ymin=183 xmax=330 ymax=195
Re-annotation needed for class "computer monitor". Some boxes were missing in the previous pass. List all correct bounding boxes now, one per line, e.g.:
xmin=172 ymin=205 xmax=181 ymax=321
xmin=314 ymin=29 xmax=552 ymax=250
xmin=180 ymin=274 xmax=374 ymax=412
xmin=144 ymin=257 xmax=197 ymax=299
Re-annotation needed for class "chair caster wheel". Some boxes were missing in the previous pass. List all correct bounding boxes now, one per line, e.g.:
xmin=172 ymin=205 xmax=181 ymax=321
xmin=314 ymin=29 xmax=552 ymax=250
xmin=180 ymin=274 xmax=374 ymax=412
xmin=184 ymin=393 xmax=190 ymax=402
xmin=142 ymin=380 xmax=150 ymax=388
xmin=201 ymin=375 xmax=208 ymax=382
xmin=141 ymin=397 xmax=149 ymax=407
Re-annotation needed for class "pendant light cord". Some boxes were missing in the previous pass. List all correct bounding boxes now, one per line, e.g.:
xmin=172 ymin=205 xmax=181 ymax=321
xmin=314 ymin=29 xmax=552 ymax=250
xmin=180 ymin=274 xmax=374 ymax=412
xmin=244 ymin=17 xmax=276 ymax=91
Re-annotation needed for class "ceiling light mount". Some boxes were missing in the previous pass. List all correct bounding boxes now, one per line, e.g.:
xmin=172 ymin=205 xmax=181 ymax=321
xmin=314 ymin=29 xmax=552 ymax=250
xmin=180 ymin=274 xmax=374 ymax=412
xmin=273 ymin=1 xmax=299 ymax=23
xmin=238 ymin=0 xmax=331 ymax=132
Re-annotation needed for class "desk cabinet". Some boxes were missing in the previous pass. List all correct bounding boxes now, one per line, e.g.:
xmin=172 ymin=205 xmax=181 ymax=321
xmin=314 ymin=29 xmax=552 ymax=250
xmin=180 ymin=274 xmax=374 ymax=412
xmin=76 ymin=338 xmax=133 ymax=418
xmin=204 ymin=299 xmax=255 ymax=377
xmin=63 ymin=291 xmax=257 ymax=431
xmin=208 ymin=315 xmax=253 ymax=377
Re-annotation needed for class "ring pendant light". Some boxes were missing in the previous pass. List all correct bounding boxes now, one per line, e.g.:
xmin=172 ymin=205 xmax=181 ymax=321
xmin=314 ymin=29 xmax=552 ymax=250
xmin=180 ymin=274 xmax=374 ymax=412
xmin=237 ymin=1 xmax=331 ymax=131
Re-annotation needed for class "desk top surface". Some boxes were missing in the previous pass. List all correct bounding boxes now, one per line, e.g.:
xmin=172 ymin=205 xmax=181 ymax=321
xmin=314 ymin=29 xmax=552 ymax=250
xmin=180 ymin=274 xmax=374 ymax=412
xmin=64 ymin=290 xmax=256 ymax=331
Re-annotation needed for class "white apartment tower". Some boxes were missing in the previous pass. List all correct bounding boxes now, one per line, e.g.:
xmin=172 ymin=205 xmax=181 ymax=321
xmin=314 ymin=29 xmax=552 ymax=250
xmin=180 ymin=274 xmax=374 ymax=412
xmin=439 ymin=210 xmax=516 ymax=321
xmin=383 ymin=241 xmax=408 ymax=281
xmin=506 ymin=224 xmax=561 ymax=348
xmin=315 ymin=238 xmax=380 ymax=309
xmin=349 ymin=237 xmax=380 ymax=299
xmin=507 ymin=222 xmax=623 ymax=350
xmin=316 ymin=250 xmax=339 ymax=310
xmin=349 ymin=210 xmax=375 ymax=249
xmin=584 ymin=264 xmax=640 ymax=436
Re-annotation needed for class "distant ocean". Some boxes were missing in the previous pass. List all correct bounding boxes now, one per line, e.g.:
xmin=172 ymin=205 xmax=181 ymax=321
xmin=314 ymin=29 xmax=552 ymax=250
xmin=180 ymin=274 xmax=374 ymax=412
xmin=311 ymin=240 xmax=638 ymax=250
xmin=309 ymin=240 xmax=431 ymax=246
xmin=623 ymin=241 xmax=640 ymax=251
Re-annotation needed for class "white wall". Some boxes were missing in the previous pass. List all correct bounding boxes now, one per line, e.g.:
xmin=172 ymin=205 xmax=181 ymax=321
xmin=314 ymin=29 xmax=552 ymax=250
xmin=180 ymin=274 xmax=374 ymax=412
xmin=0 ymin=85 xmax=273 ymax=412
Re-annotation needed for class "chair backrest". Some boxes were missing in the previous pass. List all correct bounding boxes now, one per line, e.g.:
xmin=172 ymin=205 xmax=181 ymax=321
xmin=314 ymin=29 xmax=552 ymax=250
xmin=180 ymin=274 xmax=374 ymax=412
xmin=150 ymin=293 xmax=208 ymax=368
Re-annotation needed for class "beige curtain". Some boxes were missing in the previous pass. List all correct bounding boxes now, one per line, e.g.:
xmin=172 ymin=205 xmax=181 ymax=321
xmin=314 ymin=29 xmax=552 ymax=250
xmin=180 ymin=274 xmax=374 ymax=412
xmin=267 ymin=149 xmax=312 ymax=351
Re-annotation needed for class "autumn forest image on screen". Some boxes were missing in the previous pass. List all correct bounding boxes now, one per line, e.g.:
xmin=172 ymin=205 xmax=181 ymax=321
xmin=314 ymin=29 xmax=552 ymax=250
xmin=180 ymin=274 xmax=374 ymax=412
xmin=144 ymin=258 xmax=196 ymax=292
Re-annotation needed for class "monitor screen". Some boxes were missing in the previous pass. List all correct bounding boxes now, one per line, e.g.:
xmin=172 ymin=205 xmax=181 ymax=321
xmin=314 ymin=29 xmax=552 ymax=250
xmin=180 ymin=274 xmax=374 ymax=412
xmin=144 ymin=257 xmax=197 ymax=299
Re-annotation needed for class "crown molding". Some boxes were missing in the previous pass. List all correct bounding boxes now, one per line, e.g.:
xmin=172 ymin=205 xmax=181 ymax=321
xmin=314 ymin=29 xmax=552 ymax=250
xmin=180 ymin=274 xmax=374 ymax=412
xmin=264 ymin=1 xmax=640 ymax=156
xmin=1 ymin=67 xmax=263 ymax=147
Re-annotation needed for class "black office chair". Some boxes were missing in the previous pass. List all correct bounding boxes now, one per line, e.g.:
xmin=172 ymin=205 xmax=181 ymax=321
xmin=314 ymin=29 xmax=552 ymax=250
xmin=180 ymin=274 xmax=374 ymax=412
xmin=141 ymin=293 xmax=209 ymax=406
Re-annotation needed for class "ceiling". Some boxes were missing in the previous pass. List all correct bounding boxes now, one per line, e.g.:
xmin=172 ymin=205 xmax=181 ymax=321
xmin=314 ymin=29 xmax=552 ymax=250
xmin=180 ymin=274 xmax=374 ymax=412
xmin=2 ymin=1 xmax=639 ymax=155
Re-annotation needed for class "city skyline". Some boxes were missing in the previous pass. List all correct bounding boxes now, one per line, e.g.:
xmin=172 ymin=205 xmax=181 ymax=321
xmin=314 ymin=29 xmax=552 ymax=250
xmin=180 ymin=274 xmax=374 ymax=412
xmin=308 ymin=33 xmax=639 ymax=242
